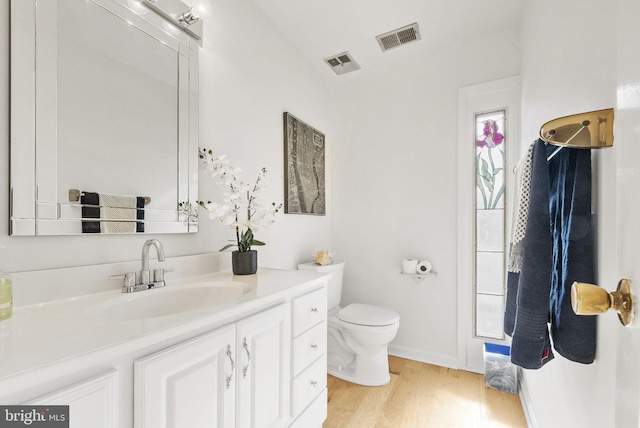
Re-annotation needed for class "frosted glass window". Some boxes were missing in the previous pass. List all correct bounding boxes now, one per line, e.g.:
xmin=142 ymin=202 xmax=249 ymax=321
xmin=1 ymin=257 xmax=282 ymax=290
xmin=476 ymin=294 xmax=505 ymax=339
xmin=476 ymin=209 xmax=505 ymax=252
xmin=474 ymin=110 xmax=506 ymax=340
xmin=476 ymin=252 xmax=505 ymax=295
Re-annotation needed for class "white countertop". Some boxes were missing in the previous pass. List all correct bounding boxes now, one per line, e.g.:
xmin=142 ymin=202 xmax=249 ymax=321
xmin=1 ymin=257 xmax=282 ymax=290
xmin=0 ymin=268 xmax=328 ymax=381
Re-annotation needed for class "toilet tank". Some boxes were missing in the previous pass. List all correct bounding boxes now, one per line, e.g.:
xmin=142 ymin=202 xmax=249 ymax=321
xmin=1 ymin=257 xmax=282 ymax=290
xmin=297 ymin=261 xmax=345 ymax=309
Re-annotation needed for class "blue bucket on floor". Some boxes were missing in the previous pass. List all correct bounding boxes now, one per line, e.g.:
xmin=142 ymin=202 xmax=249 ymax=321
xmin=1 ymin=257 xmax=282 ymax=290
xmin=483 ymin=343 xmax=518 ymax=394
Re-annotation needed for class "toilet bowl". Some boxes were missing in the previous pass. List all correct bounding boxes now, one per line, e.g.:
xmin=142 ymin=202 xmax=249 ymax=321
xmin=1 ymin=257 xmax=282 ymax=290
xmin=298 ymin=261 xmax=400 ymax=386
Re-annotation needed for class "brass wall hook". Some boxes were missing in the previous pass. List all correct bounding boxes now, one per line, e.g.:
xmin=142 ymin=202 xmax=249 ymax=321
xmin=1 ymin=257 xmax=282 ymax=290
xmin=571 ymin=279 xmax=634 ymax=326
xmin=539 ymin=108 xmax=614 ymax=149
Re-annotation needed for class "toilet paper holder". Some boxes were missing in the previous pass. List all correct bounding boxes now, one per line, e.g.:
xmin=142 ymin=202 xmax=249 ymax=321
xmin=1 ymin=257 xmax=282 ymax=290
xmin=400 ymin=258 xmax=437 ymax=282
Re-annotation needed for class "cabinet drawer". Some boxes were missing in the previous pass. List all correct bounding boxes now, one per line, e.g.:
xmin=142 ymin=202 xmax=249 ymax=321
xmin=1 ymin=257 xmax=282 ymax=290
xmin=289 ymin=387 xmax=327 ymax=428
xmin=291 ymin=355 xmax=327 ymax=416
xmin=292 ymin=321 xmax=326 ymax=376
xmin=293 ymin=287 xmax=327 ymax=336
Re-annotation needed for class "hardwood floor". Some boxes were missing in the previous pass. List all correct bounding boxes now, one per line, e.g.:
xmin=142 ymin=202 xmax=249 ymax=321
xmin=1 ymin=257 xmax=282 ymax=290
xmin=324 ymin=356 xmax=527 ymax=428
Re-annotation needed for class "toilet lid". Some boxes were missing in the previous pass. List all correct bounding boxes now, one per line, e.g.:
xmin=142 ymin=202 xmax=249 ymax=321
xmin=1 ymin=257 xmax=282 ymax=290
xmin=338 ymin=303 xmax=400 ymax=326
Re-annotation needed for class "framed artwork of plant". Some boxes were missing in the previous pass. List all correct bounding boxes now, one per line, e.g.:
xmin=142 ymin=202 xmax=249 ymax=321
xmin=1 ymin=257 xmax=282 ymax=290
xmin=283 ymin=112 xmax=326 ymax=215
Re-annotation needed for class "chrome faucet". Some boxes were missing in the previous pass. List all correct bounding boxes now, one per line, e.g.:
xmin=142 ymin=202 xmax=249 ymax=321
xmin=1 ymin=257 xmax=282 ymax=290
xmin=117 ymin=239 xmax=168 ymax=293
xmin=140 ymin=239 xmax=166 ymax=285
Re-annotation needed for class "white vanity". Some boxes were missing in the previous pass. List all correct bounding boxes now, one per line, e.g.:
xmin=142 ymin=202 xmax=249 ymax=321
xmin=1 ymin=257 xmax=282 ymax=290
xmin=5 ymin=1 xmax=330 ymax=424
xmin=0 ymin=254 xmax=329 ymax=428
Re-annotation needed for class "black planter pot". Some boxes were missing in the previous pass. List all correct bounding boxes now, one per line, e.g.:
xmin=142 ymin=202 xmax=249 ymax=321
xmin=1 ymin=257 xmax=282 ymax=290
xmin=232 ymin=250 xmax=258 ymax=275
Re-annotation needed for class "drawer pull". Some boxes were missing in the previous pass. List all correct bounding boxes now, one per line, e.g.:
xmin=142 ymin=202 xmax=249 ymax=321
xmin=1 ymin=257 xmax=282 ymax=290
xmin=311 ymin=307 xmax=319 ymax=313
xmin=310 ymin=380 xmax=318 ymax=388
xmin=310 ymin=343 xmax=318 ymax=350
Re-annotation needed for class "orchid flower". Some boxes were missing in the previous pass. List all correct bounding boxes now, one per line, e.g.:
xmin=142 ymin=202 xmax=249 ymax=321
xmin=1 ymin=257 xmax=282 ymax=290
xmin=198 ymin=147 xmax=282 ymax=252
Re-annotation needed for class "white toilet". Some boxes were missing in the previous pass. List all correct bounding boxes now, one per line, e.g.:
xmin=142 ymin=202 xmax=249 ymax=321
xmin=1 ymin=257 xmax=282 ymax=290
xmin=298 ymin=261 xmax=399 ymax=386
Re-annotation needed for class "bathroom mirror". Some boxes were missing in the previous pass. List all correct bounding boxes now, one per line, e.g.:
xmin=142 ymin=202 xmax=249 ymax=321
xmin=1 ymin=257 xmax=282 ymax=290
xmin=10 ymin=0 xmax=199 ymax=235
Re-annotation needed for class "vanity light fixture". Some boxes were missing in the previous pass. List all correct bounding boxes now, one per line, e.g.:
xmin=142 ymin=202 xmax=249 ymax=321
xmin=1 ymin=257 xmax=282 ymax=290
xmin=139 ymin=0 xmax=204 ymax=39
xmin=177 ymin=8 xmax=200 ymax=26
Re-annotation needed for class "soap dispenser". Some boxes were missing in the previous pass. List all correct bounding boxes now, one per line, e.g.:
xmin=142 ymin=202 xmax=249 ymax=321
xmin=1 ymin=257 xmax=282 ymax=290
xmin=0 ymin=270 xmax=12 ymax=320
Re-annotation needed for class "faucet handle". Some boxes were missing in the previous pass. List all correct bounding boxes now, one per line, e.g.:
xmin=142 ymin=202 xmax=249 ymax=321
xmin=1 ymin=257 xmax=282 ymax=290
xmin=109 ymin=272 xmax=136 ymax=283
xmin=109 ymin=272 xmax=137 ymax=292
xmin=153 ymin=267 xmax=175 ymax=283
xmin=153 ymin=268 xmax=165 ymax=283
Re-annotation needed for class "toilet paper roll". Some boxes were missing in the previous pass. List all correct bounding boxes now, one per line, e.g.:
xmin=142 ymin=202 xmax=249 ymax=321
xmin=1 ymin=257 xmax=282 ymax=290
xmin=402 ymin=259 xmax=419 ymax=274
xmin=416 ymin=260 xmax=432 ymax=274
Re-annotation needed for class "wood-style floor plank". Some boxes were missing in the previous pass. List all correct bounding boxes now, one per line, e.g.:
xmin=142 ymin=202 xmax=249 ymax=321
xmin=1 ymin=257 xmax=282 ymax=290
xmin=324 ymin=356 xmax=527 ymax=428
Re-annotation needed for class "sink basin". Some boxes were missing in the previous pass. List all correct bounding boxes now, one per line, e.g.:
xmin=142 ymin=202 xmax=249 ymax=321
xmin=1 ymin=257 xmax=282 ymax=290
xmin=91 ymin=282 xmax=247 ymax=322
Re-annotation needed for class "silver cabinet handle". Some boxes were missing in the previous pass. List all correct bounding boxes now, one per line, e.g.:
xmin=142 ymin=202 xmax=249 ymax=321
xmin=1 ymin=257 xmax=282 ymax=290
xmin=310 ymin=343 xmax=318 ymax=350
xmin=225 ymin=344 xmax=235 ymax=389
xmin=311 ymin=307 xmax=318 ymax=313
xmin=242 ymin=337 xmax=252 ymax=378
xmin=310 ymin=380 xmax=318 ymax=388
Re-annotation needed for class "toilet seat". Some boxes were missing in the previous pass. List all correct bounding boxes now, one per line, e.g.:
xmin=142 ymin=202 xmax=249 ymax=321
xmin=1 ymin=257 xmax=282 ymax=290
xmin=338 ymin=303 xmax=399 ymax=327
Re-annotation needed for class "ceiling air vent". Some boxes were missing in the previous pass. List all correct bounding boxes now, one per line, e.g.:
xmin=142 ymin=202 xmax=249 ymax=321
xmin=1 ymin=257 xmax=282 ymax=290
xmin=323 ymin=51 xmax=361 ymax=75
xmin=375 ymin=23 xmax=421 ymax=52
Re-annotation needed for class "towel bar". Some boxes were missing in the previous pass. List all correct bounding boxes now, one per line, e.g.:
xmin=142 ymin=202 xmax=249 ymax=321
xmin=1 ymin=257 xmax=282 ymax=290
xmin=68 ymin=189 xmax=151 ymax=206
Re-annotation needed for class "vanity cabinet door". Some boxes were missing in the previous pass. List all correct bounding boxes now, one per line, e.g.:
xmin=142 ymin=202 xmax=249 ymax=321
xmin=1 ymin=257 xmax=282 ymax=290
xmin=28 ymin=370 xmax=118 ymax=428
xmin=236 ymin=303 xmax=291 ymax=428
xmin=135 ymin=325 xmax=236 ymax=428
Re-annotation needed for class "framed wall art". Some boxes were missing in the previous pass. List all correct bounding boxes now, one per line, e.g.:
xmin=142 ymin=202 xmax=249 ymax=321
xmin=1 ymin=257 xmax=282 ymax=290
xmin=283 ymin=112 xmax=325 ymax=215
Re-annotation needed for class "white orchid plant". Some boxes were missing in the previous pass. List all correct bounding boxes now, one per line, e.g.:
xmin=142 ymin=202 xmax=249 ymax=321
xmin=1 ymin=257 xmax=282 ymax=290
xmin=199 ymin=147 xmax=282 ymax=253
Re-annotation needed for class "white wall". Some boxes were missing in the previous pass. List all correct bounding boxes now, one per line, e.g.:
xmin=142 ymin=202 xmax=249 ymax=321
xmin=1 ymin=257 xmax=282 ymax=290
xmin=197 ymin=0 xmax=334 ymax=270
xmin=330 ymin=30 xmax=521 ymax=365
xmin=0 ymin=0 xmax=333 ymax=275
xmin=519 ymin=1 xmax=618 ymax=426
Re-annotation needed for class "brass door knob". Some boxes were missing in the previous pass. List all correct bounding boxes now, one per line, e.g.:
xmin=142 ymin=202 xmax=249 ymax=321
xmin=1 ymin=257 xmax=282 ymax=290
xmin=571 ymin=279 xmax=634 ymax=326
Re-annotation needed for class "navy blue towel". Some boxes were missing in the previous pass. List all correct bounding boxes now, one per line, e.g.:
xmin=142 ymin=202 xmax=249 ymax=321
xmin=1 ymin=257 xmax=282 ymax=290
xmin=505 ymin=139 xmax=595 ymax=369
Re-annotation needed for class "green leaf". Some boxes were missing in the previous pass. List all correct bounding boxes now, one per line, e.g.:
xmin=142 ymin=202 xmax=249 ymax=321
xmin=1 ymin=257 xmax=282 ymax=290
xmin=251 ymin=240 xmax=266 ymax=246
xmin=482 ymin=176 xmax=494 ymax=193
xmin=480 ymin=159 xmax=489 ymax=176
xmin=219 ymin=243 xmax=236 ymax=252
xmin=492 ymin=186 xmax=505 ymax=209
xmin=476 ymin=181 xmax=488 ymax=209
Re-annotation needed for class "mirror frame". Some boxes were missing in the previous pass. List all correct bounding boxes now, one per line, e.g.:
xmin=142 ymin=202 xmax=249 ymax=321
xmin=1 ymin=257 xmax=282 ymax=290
xmin=10 ymin=0 xmax=199 ymax=236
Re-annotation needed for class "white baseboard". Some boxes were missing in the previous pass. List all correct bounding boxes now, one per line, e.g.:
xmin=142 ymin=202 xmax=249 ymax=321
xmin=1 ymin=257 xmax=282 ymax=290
xmin=388 ymin=345 xmax=459 ymax=370
xmin=518 ymin=372 xmax=537 ymax=428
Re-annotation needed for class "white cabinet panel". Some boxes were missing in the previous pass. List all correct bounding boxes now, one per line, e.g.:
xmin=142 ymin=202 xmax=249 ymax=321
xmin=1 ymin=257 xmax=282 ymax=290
xmin=28 ymin=370 xmax=118 ymax=428
xmin=292 ymin=321 xmax=326 ymax=376
xmin=292 ymin=288 xmax=326 ymax=336
xmin=135 ymin=303 xmax=292 ymax=428
xmin=237 ymin=304 xmax=291 ymax=428
xmin=289 ymin=388 xmax=327 ymax=428
xmin=290 ymin=287 xmax=328 ymax=425
xmin=291 ymin=355 xmax=327 ymax=417
xmin=135 ymin=325 xmax=236 ymax=428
